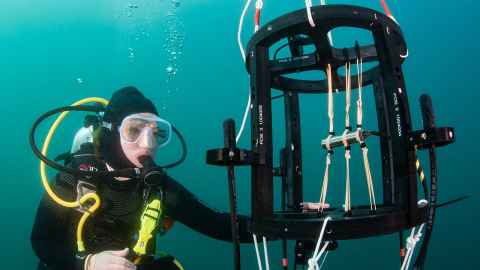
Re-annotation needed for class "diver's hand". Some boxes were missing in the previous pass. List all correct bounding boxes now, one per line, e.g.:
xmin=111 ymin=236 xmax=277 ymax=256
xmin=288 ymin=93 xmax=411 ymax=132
xmin=88 ymin=248 xmax=136 ymax=270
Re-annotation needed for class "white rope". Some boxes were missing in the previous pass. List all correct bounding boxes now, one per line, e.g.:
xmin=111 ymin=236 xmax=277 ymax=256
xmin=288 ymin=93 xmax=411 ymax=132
xmin=318 ymin=251 xmax=329 ymax=269
xmin=262 ymin=236 xmax=270 ymax=270
xmin=252 ymin=234 xmax=271 ymax=270
xmin=343 ymin=128 xmax=351 ymax=213
xmin=319 ymin=65 xmax=334 ymax=212
xmin=354 ymin=57 xmax=377 ymax=211
xmin=343 ymin=62 xmax=352 ymax=212
xmin=236 ymin=96 xmax=251 ymax=143
xmin=400 ymin=224 xmax=426 ymax=270
xmin=235 ymin=0 xmax=256 ymax=143
xmin=308 ymin=217 xmax=332 ymax=270
xmin=356 ymin=57 xmax=363 ymax=128
xmin=305 ymin=0 xmax=316 ymax=27
xmin=345 ymin=62 xmax=351 ymax=128
xmin=327 ymin=64 xmax=334 ymax=134
xmin=319 ymin=151 xmax=331 ymax=212
xmin=237 ymin=0 xmax=253 ymax=62
xmin=320 ymin=0 xmax=333 ymax=45
xmin=253 ymin=234 xmax=263 ymax=270
xmin=361 ymin=146 xmax=377 ymax=210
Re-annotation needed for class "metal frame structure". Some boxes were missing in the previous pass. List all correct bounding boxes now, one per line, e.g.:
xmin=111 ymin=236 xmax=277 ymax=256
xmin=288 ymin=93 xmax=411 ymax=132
xmin=207 ymin=5 xmax=455 ymax=270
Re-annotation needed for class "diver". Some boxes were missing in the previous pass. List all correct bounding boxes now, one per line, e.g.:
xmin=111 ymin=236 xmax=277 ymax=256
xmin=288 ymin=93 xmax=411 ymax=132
xmin=31 ymin=86 xmax=252 ymax=270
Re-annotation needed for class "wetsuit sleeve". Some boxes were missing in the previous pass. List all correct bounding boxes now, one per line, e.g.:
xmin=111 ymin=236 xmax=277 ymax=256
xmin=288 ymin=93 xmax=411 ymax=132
xmin=31 ymin=177 xmax=85 ymax=270
xmin=162 ymin=176 xmax=252 ymax=243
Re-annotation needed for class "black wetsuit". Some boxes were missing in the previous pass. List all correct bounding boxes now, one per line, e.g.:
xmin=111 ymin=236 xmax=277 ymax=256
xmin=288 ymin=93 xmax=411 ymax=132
xmin=31 ymin=145 xmax=251 ymax=270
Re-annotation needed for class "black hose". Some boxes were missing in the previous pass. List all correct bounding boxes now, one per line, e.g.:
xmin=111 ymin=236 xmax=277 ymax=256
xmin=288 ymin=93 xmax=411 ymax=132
xmin=29 ymin=105 xmax=187 ymax=179
xmin=160 ymin=126 xmax=187 ymax=169
xmin=29 ymin=105 xmax=137 ymax=178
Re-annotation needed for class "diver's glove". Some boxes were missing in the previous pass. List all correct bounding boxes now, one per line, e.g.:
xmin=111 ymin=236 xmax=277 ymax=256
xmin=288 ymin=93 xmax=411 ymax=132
xmin=87 ymin=248 xmax=136 ymax=270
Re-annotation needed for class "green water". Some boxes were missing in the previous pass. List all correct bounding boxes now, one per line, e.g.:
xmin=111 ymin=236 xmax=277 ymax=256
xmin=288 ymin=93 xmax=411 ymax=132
xmin=1 ymin=0 xmax=478 ymax=269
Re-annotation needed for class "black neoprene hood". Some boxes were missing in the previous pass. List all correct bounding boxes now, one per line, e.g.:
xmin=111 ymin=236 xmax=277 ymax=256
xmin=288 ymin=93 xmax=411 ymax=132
xmin=100 ymin=86 xmax=159 ymax=169
xmin=103 ymin=86 xmax=159 ymax=125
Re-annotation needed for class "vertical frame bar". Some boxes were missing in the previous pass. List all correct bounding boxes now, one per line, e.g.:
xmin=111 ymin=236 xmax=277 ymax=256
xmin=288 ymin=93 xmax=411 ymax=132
xmin=249 ymin=45 xmax=274 ymax=222
xmin=373 ymin=78 xmax=395 ymax=205
xmin=373 ymin=25 xmax=417 ymax=223
xmin=284 ymin=91 xmax=303 ymax=210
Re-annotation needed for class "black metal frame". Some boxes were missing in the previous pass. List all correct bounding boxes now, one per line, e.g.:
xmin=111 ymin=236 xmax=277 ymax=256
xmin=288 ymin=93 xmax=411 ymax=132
xmin=246 ymin=4 xmax=420 ymax=240
xmin=206 ymin=4 xmax=455 ymax=269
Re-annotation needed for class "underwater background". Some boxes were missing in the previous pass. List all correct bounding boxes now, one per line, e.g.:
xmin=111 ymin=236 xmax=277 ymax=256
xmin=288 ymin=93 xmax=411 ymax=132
xmin=0 ymin=0 xmax=478 ymax=269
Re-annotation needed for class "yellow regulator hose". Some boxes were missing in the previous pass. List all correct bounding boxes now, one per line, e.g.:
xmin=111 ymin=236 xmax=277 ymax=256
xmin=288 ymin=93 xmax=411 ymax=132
xmin=39 ymin=97 xmax=109 ymax=252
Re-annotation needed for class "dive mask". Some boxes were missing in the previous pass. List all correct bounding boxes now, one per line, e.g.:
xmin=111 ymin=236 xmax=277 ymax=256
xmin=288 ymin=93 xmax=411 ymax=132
xmin=119 ymin=114 xmax=172 ymax=148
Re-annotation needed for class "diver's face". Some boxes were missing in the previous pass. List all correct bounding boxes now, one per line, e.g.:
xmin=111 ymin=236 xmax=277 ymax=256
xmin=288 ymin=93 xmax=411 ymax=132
xmin=120 ymin=112 xmax=159 ymax=168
